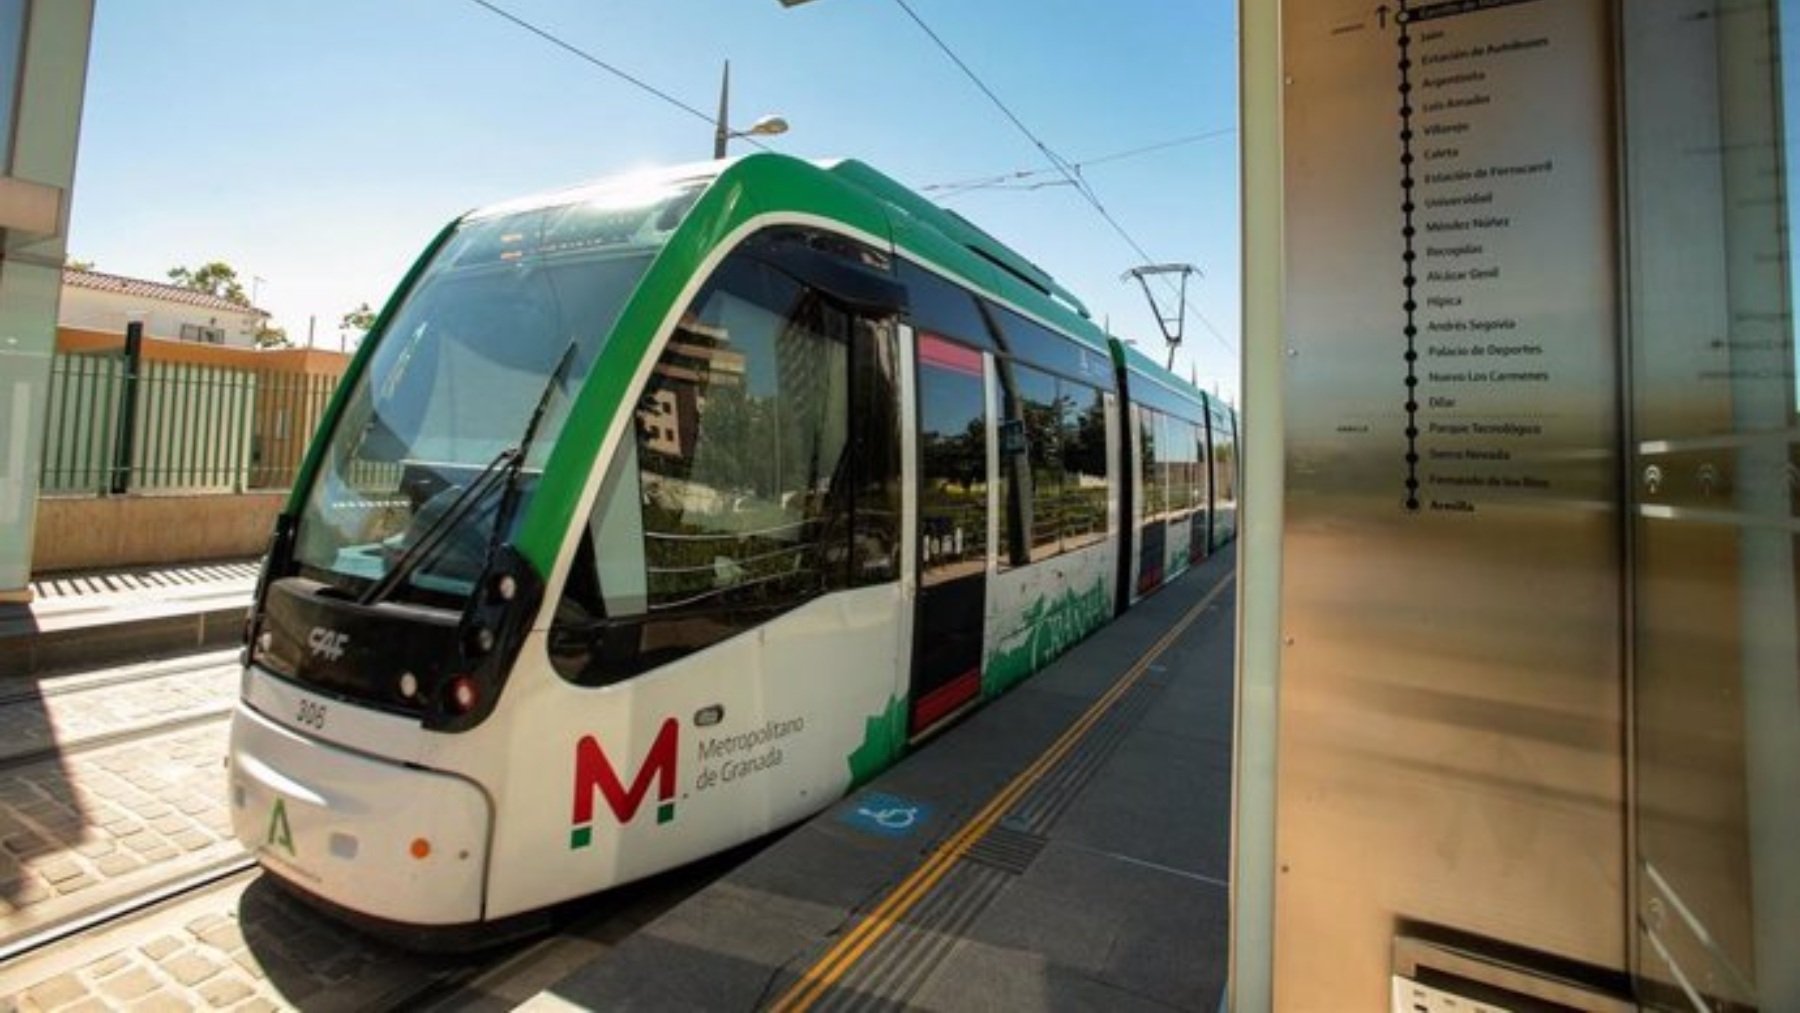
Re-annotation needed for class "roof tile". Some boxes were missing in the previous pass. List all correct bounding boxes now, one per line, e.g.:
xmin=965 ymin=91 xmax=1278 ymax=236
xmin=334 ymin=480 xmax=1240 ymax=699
xmin=62 ymin=268 xmax=267 ymax=315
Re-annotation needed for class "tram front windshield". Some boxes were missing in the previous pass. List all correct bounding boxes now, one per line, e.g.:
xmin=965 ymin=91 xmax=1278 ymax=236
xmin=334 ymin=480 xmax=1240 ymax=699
xmin=291 ymin=182 xmax=701 ymax=606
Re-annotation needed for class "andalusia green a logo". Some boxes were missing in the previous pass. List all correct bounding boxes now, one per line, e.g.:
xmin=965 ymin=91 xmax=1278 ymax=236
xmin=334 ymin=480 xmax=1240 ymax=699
xmin=569 ymin=718 xmax=680 ymax=849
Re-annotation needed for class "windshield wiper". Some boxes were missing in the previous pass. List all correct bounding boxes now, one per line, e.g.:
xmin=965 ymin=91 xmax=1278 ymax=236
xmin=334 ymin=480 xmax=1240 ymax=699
xmin=357 ymin=445 xmax=519 ymax=607
xmin=357 ymin=341 xmax=577 ymax=610
xmin=479 ymin=341 xmax=579 ymax=577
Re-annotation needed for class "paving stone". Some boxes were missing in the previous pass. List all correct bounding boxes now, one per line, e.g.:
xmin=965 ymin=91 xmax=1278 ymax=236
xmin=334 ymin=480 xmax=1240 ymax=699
xmin=126 ymin=995 xmax=190 ymax=1013
xmin=149 ymin=815 xmax=188 ymax=836
xmin=176 ymin=796 xmax=214 ymax=816
xmin=51 ymin=871 xmax=96 ymax=895
xmin=140 ymin=935 xmax=184 ymax=960
xmin=36 ymin=858 xmax=84 ymax=884
xmin=197 ymin=920 xmax=245 ymax=952
xmin=228 ymin=999 xmax=280 ymax=1013
xmin=24 ymin=973 xmax=85 ymax=1009
xmin=163 ymin=950 xmax=223 ymax=987
xmin=171 ymin=828 xmax=214 ymax=852
xmin=135 ymin=842 xmax=179 ymax=862
xmin=10 ymin=880 xmax=50 ymax=905
xmin=98 ymin=851 xmax=144 ymax=876
xmin=186 ymin=911 xmax=231 ymax=935
xmin=231 ymin=950 xmax=267 ymax=980
xmin=196 ymin=975 xmax=254 ymax=1008
xmin=74 ymin=837 xmax=117 ymax=859
xmin=3 ymin=833 xmax=46 ymax=857
xmin=98 ymin=967 xmax=159 ymax=1002
xmin=59 ymin=999 xmax=115 ymax=1013
xmin=84 ymin=952 xmax=130 ymax=977
xmin=120 ymin=833 xmax=162 ymax=855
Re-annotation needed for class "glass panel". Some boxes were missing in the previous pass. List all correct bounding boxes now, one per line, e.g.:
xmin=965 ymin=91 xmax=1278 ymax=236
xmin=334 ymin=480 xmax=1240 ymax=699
xmin=1006 ymin=363 xmax=1062 ymax=562
xmin=0 ymin=0 xmax=24 ymax=172
xmin=900 ymin=260 xmax=995 ymax=351
xmin=1139 ymin=407 xmax=1163 ymax=522
xmin=1160 ymin=414 xmax=1184 ymax=520
xmin=1062 ymin=380 xmax=1109 ymax=549
xmin=637 ymin=260 xmax=850 ymax=613
xmin=918 ymin=336 xmax=989 ymax=587
xmin=990 ymin=304 xmax=1112 ymax=389
xmin=1625 ymin=3 xmax=1800 ymax=1003
xmin=292 ymin=183 xmax=699 ymax=604
xmin=1022 ymin=365 xmax=1058 ymax=557
xmin=550 ymin=240 xmax=876 ymax=684
xmin=850 ymin=316 xmax=902 ymax=585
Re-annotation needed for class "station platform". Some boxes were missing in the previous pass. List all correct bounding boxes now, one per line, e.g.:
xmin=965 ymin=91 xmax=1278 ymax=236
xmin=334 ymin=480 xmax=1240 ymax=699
xmin=0 ymin=560 xmax=257 ymax=678
xmin=525 ymin=546 xmax=1238 ymax=1012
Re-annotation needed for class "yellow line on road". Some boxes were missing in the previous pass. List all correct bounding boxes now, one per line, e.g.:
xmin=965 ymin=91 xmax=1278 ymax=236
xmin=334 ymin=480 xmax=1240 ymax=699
xmin=769 ymin=571 xmax=1236 ymax=1012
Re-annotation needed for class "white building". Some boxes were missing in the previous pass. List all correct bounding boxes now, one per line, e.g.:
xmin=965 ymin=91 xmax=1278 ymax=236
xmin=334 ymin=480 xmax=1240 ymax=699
xmin=59 ymin=267 xmax=268 ymax=346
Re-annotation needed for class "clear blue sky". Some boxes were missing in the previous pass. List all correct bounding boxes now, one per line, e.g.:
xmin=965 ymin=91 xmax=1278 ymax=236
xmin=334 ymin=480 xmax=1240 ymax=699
xmin=68 ymin=0 xmax=1240 ymax=399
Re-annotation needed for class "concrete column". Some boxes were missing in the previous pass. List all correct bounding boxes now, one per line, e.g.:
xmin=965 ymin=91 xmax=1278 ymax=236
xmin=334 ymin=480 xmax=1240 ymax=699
xmin=0 ymin=0 xmax=95 ymax=601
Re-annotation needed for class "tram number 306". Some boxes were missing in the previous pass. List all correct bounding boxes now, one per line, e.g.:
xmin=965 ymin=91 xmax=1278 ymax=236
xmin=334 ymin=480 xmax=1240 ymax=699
xmin=296 ymin=699 xmax=329 ymax=730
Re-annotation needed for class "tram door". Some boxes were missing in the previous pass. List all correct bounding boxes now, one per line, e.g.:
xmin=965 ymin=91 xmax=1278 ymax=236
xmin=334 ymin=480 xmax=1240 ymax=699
xmin=1134 ymin=406 xmax=1165 ymax=596
xmin=910 ymin=333 xmax=990 ymax=736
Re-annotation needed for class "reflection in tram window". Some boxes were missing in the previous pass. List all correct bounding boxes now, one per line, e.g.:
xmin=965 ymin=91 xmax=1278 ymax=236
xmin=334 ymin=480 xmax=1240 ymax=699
xmin=1063 ymin=383 xmax=1109 ymax=550
xmin=996 ymin=363 xmax=1111 ymax=568
xmin=918 ymin=335 xmax=989 ymax=587
xmin=1007 ymin=364 xmax=1063 ymax=563
xmin=1139 ymin=407 xmax=1163 ymax=522
xmin=551 ymin=242 xmax=903 ymax=684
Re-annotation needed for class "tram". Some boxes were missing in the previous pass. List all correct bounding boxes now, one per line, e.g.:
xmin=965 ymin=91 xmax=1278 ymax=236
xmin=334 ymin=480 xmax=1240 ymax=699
xmin=228 ymin=153 xmax=1237 ymax=935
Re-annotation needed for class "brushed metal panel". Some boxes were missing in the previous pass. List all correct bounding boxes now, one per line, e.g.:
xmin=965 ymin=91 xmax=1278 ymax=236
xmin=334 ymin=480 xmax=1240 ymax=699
xmin=1278 ymin=1 xmax=1624 ymax=1007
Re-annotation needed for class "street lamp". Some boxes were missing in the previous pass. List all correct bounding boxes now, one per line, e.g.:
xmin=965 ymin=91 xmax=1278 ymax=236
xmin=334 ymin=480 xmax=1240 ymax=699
xmin=713 ymin=59 xmax=789 ymax=159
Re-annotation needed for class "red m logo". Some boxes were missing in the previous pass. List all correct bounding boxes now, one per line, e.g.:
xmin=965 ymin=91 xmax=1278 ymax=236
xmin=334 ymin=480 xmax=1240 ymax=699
xmin=571 ymin=718 xmax=679 ymax=847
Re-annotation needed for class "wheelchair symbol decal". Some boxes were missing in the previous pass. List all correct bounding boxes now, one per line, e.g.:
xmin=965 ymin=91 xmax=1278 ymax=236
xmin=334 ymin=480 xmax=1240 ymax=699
xmin=839 ymin=792 xmax=933 ymax=838
xmin=857 ymin=804 xmax=920 ymax=830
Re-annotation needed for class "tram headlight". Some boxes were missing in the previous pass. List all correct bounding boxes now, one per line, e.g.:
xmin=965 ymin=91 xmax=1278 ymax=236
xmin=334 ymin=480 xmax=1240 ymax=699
xmin=447 ymin=675 xmax=480 ymax=714
xmin=398 ymin=671 xmax=419 ymax=699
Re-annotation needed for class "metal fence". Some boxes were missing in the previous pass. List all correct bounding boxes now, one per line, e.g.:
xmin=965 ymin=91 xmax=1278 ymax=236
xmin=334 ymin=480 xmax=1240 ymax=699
xmin=38 ymin=352 xmax=341 ymax=495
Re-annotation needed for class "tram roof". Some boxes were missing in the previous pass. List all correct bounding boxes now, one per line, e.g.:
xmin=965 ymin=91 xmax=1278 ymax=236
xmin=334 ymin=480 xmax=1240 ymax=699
xmin=463 ymin=154 xmax=1119 ymax=359
xmin=1117 ymin=339 xmax=1216 ymax=413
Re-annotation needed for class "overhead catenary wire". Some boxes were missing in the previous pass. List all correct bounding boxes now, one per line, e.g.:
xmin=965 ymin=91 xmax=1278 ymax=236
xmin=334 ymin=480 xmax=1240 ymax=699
xmin=920 ymin=127 xmax=1237 ymax=197
xmin=462 ymin=0 xmax=770 ymax=152
xmin=889 ymin=0 xmax=1234 ymax=357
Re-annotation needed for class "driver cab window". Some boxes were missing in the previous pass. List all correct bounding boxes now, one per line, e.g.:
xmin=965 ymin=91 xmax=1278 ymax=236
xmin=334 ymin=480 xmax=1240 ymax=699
xmin=551 ymin=232 xmax=900 ymax=685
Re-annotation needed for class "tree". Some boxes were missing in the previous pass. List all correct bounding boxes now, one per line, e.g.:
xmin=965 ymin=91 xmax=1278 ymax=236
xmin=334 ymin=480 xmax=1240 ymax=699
xmin=339 ymin=302 xmax=376 ymax=335
xmin=65 ymin=256 xmax=94 ymax=272
xmin=167 ymin=261 xmax=250 ymax=306
xmin=254 ymin=320 xmax=291 ymax=349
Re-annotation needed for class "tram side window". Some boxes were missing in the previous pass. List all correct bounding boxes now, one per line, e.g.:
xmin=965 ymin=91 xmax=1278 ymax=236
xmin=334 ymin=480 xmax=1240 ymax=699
xmin=918 ymin=335 xmax=989 ymax=586
xmin=998 ymin=362 xmax=1063 ymax=566
xmin=1062 ymin=382 xmax=1108 ymax=549
xmin=1196 ymin=422 xmax=1212 ymax=512
xmin=1139 ymin=407 xmax=1163 ymax=523
xmin=1213 ymin=408 xmax=1238 ymax=506
xmin=551 ymin=248 xmax=900 ymax=685
xmin=1166 ymin=417 xmax=1198 ymax=517
xmin=898 ymin=260 xmax=995 ymax=353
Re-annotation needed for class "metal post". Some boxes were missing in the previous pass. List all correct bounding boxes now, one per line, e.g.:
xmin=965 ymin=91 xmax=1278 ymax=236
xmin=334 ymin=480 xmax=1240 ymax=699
xmin=110 ymin=320 xmax=143 ymax=495
xmin=714 ymin=59 xmax=731 ymax=159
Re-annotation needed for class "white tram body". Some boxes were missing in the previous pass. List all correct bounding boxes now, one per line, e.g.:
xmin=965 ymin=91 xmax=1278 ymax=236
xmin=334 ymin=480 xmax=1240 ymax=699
xmin=228 ymin=156 xmax=1237 ymax=933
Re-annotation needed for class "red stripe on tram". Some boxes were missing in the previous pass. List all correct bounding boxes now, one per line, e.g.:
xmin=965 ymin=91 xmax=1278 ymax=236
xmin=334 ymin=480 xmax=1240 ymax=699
xmin=918 ymin=334 xmax=983 ymax=377
xmin=912 ymin=667 xmax=981 ymax=732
